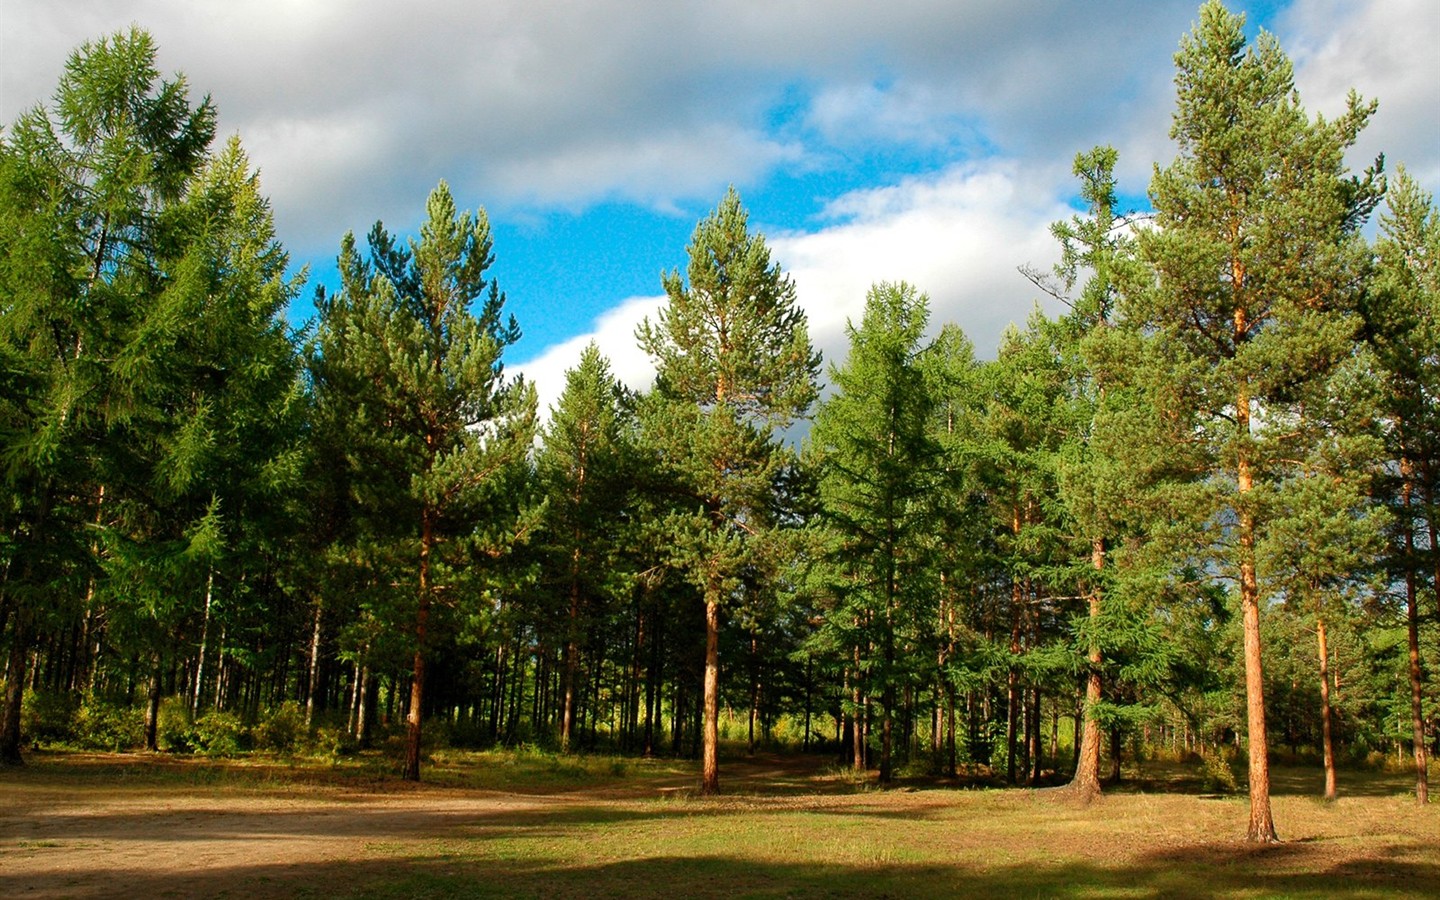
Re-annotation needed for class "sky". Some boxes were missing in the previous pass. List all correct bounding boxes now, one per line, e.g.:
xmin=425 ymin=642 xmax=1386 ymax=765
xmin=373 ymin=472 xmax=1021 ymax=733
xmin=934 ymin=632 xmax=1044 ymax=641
xmin=4 ymin=0 xmax=1437 ymax=417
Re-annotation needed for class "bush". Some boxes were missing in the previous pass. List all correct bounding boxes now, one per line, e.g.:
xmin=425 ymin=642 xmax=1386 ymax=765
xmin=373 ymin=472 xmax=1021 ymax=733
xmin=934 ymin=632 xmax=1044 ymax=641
xmin=314 ymin=724 xmax=360 ymax=757
xmin=74 ymin=699 xmax=144 ymax=751
xmin=1199 ymin=750 xmax=1242 ymax=794
xmin=253 ymin=701 xmax=304 ymax=753
xmin=157 ymin=696 xmax=197 ymax=753
xmin=22 ymin=690 xmax=79 ymax=745
xmin=191 ymin=710 xmax=248 ymax=756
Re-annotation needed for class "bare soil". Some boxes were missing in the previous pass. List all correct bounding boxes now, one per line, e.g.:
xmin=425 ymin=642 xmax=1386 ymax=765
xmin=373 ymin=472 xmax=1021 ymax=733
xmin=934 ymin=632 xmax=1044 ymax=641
xmin=2 ymin=751 xmax=1437 ymax=898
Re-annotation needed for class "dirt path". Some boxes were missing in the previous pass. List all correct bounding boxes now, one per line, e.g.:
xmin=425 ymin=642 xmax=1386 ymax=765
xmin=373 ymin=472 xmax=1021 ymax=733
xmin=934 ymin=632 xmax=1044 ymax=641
xmin=2 ymin=752 xmax=1436 ymax=899
xmin=0 ymin=752 xmax=832 ymax=898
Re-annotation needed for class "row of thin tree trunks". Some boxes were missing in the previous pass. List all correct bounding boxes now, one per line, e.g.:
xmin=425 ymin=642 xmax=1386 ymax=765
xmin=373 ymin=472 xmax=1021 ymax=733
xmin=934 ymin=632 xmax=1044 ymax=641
xmin=5 ymin=594 xmax=1436 ymax=779
xmin=5 ymin=503 xmax=1439 ymax=778
xmin=9 ymin=604 xmax=1207 ymax=776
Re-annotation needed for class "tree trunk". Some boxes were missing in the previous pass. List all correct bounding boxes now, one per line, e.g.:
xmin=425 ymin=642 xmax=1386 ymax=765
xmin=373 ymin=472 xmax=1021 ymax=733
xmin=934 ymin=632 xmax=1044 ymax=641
xmin=304 ymin=599 xmax=323 ymax=728
xmin=1236 ymin=363 xmax=1278 ymax=842
xmin=1109 ymin=727 xmax=1122 ymax=784
xmin=700 ymin=585 xmax=720 ymax=794
xmin=1068 ymin=538 xmax=1106 ymax=800
xmin=192 ymin=567 xmax=215 ymax=718
xmin=561 ymin=570 xmax=579 ymax=752
xmin=354 ymin=665 xmax=370 ymax=742
xmin=643 ymin=601 xmax=660 ymax=757
xmin=803 ymin=656 xmax=813 ymax=752
xmin=851 ymin=647 xmax=865 ymax=771
xmin=1316 ymin=613 xmax=1337 ymax=801
xmin=143 ymin=654 xmax=163 ymax=752
xmin=403 ymin=509 xmax=435 ymax=782
xmin=748 ymin=633 xmax=758 ymax=755
xmin=0 ymin=611 xmax=28 ymax=765
xmin=1403 ymin=471 xmax=1429 ymax=804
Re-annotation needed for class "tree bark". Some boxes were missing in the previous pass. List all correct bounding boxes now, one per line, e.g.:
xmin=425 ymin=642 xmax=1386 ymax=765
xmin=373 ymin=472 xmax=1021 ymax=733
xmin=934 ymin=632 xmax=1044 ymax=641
xmin=1403 ymin=471 xmax=1429 ymax=804
xmin=851 ymin=645 xmax=865 ymax=771
xmin=143 ymin=653 xmax=163 ymax=752
xmin=305 ymin=599 xmax=323 ymax=728
xmin=561 ymin=561 xmax=580 ymax=752
xmin=192 ymin=567 xmax=215 ymax=718
xmin=1316 ymin=612 xmax=1337 ymax=801
xmin=1068 ymin=538 xmax=1106 ymax=800
xmin=1239 ymin=505 xmax=1277 ymax=839
xmin=1234 ymin=311 xmax=1278 ymax=841
xmin=0 ymin=611 xmax=28 ymax=765
xmin=700 ymin=585 xmax=720 ymax=794
xmin=403 ymin=509 xmax=434 ymax=782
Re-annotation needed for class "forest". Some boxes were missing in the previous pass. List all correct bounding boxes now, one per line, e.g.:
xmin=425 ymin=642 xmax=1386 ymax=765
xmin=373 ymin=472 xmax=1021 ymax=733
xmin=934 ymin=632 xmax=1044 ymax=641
xmin=1 ymin=1 xmax=1435 ymax=848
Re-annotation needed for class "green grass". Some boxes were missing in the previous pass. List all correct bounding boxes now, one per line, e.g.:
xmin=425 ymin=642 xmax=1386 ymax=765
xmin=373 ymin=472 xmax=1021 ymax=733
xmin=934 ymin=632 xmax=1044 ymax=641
xmin=3 ymin=750 xmax=1437 ymax=899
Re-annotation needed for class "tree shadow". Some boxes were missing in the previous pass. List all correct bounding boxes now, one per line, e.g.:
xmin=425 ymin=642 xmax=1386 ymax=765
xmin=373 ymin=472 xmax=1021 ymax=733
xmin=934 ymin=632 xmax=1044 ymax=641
xmin=5 ymin=841 xmax=1439 ymax=899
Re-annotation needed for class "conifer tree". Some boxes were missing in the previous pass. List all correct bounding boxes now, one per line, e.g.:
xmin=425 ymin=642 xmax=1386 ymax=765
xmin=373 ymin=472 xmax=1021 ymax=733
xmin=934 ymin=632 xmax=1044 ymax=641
xmin=637 ymin=187 xmax=819 ymax=793
xmin=920 ymin=323 xmax=991 ymax=776
xmin=1027 ymin=146 xmax=1133 ymax=799
xmin=0 ymin=30 xmax=302 ymax=763
xmin=535 ymin=342 xmax=635 ymax=750
xmin=1123 ymin=1 xmax=1382 ymax=840
xmin=1365 ymin=168 xmax=1440 ymax=805
xmin=310 ymin=182 xmax=536 ymax=781
xmin=811 ymin=282 xmax=940 ymax=783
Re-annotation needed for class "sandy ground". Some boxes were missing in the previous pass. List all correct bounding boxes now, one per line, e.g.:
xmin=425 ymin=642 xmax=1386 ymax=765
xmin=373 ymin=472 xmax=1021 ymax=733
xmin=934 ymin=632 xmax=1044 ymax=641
xmin=0 ymin=752 xmax=805 ymax=898
xmin=2 ymin=752 xmax=1437 ymax=899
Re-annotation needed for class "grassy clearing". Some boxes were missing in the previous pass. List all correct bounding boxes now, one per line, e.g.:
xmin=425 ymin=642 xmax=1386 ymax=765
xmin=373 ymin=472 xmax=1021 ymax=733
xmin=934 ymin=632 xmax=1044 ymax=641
xmin=1 ymin=749 xmax=1436 ymax=899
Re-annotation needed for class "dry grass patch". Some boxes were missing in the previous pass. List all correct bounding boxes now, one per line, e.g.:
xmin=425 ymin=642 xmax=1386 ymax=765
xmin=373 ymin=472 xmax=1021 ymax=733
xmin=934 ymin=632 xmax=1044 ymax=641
xmin=2 ymin=750 xmax=1436 ymax=898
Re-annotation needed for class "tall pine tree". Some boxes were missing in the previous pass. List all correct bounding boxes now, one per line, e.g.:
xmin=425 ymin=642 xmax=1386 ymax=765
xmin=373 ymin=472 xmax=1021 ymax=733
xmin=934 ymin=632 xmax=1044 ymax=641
xmin=1122 ymin=0 xmax=1382 ymax=840
xmin=310 ymin=182 xmax=536 ymax=781
xmin=811 ymin=282 xmax=940 ymax=784
xmin=637 ymin=188 xmax=818 ymax=793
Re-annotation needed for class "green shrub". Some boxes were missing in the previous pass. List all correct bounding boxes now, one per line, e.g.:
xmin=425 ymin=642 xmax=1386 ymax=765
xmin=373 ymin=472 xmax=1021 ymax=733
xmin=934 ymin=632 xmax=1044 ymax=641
xmin=74 ymin=699 xmax=144 ymax=751
xmin=192 ymin=709 xmax=249 ymax=756
xmin=22 ymin=690 xmax=80 ymax=745
xmin=315 ymin=725 xmax=360 ymax=757
xmin=157 ymin=696 xmax=197 ymax=753
xmin=1199 ymin=750 xmax=1242 ymax=794
xmin=254 ymin=701 xmax=304 ymax=753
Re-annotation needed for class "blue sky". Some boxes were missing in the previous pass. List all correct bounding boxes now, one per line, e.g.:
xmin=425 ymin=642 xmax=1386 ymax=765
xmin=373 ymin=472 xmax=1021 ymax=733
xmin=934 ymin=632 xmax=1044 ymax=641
xmin=5 ymin=0 xmax=1437 ymax=414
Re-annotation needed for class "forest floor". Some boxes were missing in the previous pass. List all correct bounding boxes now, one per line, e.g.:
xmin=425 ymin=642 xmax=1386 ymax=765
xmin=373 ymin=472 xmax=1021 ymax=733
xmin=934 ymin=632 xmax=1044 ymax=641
xmin=2 ymin=747 xmax=1437 ymax=898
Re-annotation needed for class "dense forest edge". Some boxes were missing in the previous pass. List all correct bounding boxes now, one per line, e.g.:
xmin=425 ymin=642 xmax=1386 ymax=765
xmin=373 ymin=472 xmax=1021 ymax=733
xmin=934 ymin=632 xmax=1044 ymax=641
xmin=1 ymin=0 xmax=1436 ymax=847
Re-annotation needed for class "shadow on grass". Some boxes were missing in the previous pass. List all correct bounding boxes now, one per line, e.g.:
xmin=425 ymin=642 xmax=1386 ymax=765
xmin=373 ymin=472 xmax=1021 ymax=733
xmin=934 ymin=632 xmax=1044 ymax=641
xmin=5 ymin=751 xmax=1436 ymax=899
xmin=1114 ymin=759 xmax=1426 ymax=800
xmin=4 ymin=840 xmax=1439 ymax=899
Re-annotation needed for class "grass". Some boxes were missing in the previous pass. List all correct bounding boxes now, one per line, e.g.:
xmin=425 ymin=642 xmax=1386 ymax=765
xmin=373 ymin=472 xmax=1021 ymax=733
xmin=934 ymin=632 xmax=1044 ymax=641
xmin=2 ymin=748 xmax=1437 ymax=899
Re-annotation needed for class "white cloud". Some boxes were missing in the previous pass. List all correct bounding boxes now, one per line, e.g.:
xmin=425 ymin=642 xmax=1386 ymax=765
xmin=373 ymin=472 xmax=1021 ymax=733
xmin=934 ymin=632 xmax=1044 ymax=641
xmin=776 ymin=161 xmax=1071 ymax=377
xmin=514 ymin=159 xmax=1072 ymax=416
xmin=489 ymin=127 xmax=807 ymax=212
xmin=513 ymin=294 xmax=665 ymax=420
xmin=4 ymin=0 xmax=1217 ymax=259
xmin=1281 ymin=0 xmax=1440 ymax=187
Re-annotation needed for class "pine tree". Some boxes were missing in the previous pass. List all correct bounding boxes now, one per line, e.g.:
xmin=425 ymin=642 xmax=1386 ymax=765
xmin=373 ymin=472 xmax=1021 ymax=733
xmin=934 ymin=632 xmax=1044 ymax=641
xmin=310 ymin=182 xmax=536 ymax=781
xmin=1365 ymin=168 xmax=1440 ymax=805
xmin=1025 ymin=145 xmax=1134 ymax=799
xmin=920 ymin=323 xmax=991 ymax=777
xmin=1122 ymin=0 xmax=1382 ymax=840
xmin=0 ymin=30 xmax=304 ymax=763
xmin=811 ymin=282 xmax=940 ymax=783
xmin=535 ymin=342 xmax=635 ymax=750
xmin=637 ymin=187 xmax=819 ymax=793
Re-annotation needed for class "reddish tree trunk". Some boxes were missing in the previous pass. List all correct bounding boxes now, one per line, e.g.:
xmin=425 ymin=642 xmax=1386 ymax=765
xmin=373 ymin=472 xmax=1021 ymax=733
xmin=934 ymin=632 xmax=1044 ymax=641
xmin=700 ymin=587 xmax=720 ymax=795
xmin=1403 ymin=471 xmax=1429 ymax=804
xmin=1316 ymin=614 xmax=1337 ymax=801
xmin=1 ymin=613 xmax=28 ymax=765
xmin=403 ymin=510 xmax=435 ymax=782
xmin=1068 ymin=539 xmax=1106 ymax=800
